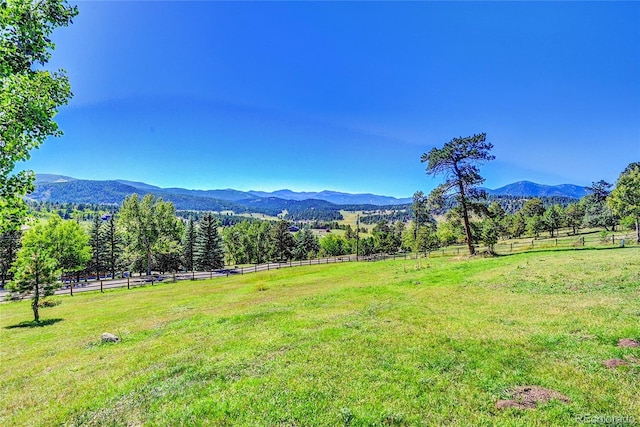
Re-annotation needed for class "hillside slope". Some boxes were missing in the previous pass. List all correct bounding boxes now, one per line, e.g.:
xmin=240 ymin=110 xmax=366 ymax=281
xmin=2 ymin=249 xmax=638 ymax=426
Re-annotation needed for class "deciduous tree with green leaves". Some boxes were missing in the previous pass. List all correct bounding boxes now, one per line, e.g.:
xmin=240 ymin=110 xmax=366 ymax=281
xmin=119 ymin=194 xmax=181 ymax=275
xmin=608 ymin=162 xmax=640 ymax=244
xmin=0 ymin=0 xmax=78 ymax=232
xmin=45 ymin=215 xmax=90 ymax=294
xmin=421 ymin=133 xmax=494 ymax=255
xmin=9 ymin=222 xmax=60 ymax=322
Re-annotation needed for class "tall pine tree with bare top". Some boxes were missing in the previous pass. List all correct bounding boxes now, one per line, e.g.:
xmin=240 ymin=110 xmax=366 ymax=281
xmin=421 ymin=133 xmax=494 ymax=255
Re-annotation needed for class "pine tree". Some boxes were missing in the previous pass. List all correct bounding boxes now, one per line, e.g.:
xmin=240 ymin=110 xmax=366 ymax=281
xmin=182 ymin=218 xmax=196 ymax=271
xmin=87 ymin=214 xmax=106 ymax=279
xmin=421 ymin=133 xmax=494 ymax=255
xmin=104 ymin=215 xmax=122 ymax=279
xmin=293 ymin=228 xmax=320 ymax=260
xmin=0 ymin=228 xmax=21 ymax=286
xmin=195 ymin=213 xmax=224 ymax=271
xmin=270 ymin=220 xmax=295 ymax=262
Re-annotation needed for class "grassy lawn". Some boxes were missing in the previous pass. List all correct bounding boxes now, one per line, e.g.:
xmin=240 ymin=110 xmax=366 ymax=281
xmin=339 ymin=210 xmax=376 ymax=233
xmin=1 ymin=248 xmax=638 ymax=426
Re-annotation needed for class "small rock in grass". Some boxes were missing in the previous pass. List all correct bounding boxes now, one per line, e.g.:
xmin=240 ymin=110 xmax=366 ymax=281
xmin=617 ymin=338 xmax=639 ymax=348
xmin=101 ymin=332 xmax=120 ymax=343
xmin=603 ymin=359 xmax=628 ymax=368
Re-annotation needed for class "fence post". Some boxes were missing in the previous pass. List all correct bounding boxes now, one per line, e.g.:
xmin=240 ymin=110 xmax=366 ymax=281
xmin=510 ymin=243 xmax=513 ymax=252
xmin=582 ymin=236 xmax=585 ymax=246
xmin=100 ymin=280 xmax=103 ymax=293
xmin=612 ymin=235 xmax=615 ymax=245
xmin=555 ymin=239 xmax=558 ymax=246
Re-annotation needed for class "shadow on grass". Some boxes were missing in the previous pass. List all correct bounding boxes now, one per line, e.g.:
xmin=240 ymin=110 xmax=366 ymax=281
xmin=5 ymin=318 xmax=64 ymax=329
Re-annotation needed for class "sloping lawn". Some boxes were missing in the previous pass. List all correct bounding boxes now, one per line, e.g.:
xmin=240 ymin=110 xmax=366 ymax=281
xmin=1 ymin=248 xmax=638 ymax=426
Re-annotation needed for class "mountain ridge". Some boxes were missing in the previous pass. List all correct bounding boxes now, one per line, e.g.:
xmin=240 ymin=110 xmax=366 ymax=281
xmin=484 ymin=180 xmax=589 ymax=199
xmin=33 ymin=174 xmax=589 ymax=207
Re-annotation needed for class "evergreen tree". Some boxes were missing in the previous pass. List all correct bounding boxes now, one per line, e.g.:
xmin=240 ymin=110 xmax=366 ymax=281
xmin=565 ymin=203 xmax=585 ymax=235
xmin=582 ymin=180 xmax=617 ymax=231
xmin=520 ymin=198 xmax=545 ymax=218
xmin=543 ymin=205 xmax=564 ymax=237
xmin=0 ymin=228 xmax=21 ymax=286
xmin=372 ymin=220 xmax=401 ymax=254
xmin=480 ymin=218 xmax=499 ymax=253
xmin=270 ymin=220 xmax=296 ymax=261
xmin=182 ymin=218 xmax=196 ymax=271
xmin=526 ymin=215 xmax=544 ymax=239
xmin=359 ymin=236 xmax=376 ymax=256
xmin=104 ymin=215 xmax=122 ymax=279
xmin=87 ymin=214 xmax=106 ymax=278
xmin=293 ymin=228 xmax=320 ymax=260
xmin=195 ymin=213 xmax=224 ymax=271
xmin=421 ymin=133 xmax=494 ymax=255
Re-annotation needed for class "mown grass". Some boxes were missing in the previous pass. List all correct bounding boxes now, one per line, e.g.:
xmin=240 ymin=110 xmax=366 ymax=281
xmin=1 ymin=248 xmax=639 ymax=426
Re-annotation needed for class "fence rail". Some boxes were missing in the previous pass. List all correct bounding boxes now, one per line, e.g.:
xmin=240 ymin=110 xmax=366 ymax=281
xmin=0 ymin=255 xmax=374 ymax=302
xmin=1 ymin=231 xmax=637 ymax=302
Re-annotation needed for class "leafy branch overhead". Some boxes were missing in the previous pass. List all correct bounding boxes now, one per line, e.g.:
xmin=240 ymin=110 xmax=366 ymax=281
xmin=0 ymin=0 xmax=78 ymax=232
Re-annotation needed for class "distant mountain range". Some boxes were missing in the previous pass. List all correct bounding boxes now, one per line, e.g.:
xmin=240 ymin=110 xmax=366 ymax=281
xmin=34 ymin=174 xmax=413 ymax=206
xmin=484 ymin=181 xmax=589 ymax=199
xmin=31 ymin=174 xmax=589 ymax=216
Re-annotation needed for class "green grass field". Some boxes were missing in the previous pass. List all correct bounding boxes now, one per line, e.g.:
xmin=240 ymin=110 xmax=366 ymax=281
xmin=1 ymin=248 xmax=639 ymax=426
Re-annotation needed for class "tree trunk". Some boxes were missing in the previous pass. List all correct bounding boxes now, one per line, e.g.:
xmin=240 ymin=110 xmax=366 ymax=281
xmin=147 ymin=248 xmax=152 ymax=276
xmin=636 ymin=217 xmax=640 ymax=244
xmin=32 ymin=280 xmax=40 ymax=323
xmin=459 ymin=193 xmax=475 ymax=255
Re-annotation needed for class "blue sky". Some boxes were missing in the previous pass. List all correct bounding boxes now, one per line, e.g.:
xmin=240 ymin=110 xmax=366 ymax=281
xmin=24 ymin=1 xmax=640 ymax=197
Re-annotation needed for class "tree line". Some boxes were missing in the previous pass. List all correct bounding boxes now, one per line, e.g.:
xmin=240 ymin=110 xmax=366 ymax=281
xmin=418 ymin=133 xmax=639 ymax=254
